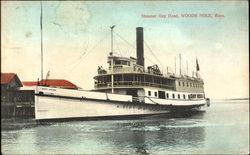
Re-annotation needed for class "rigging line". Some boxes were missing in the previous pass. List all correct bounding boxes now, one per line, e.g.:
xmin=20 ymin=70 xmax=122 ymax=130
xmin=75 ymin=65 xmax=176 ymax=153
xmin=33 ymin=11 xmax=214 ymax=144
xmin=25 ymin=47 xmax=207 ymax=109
xmin=63 ymin=32 xmax=110 ymax=78
xmin=114 ymin=31 xmax=135 ymax=49
xmin=145 ymin=57 xmax=154 ymax=64
xmin=144 ymin=40 xmax=165 ymax=69
xmin=145 ymin=56 xmax=158 ymax=65
xmin=114 ymin=31 xmax=135 ymax=56
xmin=83 ymin=36 xmax=90 ymax=56
xmin=126 ymin=42 xmax=136 ymax=57
xmin=114 ymin=35 xmax=122 ymax=56
xmin=68 ymin=37 xmax=90 ymax=69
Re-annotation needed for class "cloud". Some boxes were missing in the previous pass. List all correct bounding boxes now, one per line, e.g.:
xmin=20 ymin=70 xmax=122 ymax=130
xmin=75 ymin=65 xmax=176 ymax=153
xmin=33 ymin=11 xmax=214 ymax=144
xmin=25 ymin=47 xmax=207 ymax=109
xmin=53 ymin=1 xmax=90 ymax=34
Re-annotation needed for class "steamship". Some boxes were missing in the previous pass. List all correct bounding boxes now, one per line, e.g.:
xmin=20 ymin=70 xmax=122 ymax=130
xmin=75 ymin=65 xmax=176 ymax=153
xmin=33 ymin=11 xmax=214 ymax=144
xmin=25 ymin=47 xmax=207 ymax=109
xmin=35 ymin=27 xmax=210 ymax=121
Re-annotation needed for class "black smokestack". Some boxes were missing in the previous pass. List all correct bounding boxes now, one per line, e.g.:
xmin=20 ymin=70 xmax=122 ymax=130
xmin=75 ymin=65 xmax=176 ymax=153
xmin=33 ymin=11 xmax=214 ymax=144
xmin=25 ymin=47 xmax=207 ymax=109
xmin=136 ymin=27 xmax=144 ymax=67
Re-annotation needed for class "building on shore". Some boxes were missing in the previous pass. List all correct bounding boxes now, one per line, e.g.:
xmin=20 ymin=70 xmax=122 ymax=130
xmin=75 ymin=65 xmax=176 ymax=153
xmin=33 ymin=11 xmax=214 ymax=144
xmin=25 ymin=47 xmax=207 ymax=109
xmin=1 ymin=73 xmax=35 ymax=103
xmin=1 ymin=73 xmax=34 ymax=118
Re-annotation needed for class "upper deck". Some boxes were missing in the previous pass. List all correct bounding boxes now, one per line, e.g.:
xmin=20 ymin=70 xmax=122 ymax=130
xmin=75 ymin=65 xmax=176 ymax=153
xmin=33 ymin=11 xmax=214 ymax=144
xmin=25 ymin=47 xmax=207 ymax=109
xmin=94 ymin=55 xmax=204 ymax=93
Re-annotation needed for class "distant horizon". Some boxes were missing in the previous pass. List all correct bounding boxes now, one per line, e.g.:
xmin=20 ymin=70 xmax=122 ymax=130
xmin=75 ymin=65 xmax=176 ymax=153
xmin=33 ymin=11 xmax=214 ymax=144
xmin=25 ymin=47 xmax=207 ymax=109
xmin=212 ymin=98 xmax=249 ymax=100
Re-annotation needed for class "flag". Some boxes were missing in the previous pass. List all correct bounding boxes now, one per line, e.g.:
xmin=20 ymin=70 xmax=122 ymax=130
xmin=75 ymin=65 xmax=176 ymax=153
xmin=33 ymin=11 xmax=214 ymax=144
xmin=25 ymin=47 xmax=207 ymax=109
xmin=196 ymin=58 xmax=200 ymax=71
xmin=45 ymin=71 xmax=50 ymax=86
xmin=46 ymin=71 xmax=50 ymax=79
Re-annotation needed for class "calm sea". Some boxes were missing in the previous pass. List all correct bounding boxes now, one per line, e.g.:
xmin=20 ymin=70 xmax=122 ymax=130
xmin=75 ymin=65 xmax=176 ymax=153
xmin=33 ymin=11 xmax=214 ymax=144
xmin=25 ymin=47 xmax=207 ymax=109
xmin=1 ymin=100 xmax=249 ymax=154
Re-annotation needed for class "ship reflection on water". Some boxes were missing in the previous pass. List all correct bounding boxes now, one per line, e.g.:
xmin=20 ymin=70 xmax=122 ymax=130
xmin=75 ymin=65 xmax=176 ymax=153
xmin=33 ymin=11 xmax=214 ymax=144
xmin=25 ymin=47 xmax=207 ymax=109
xmin=106 ymin=117 xmax=204 ymax=154
xmin=102 ymin=118 xmax=205 ymax=154
xmin=28 ymin=113 xmax=206 ymax=154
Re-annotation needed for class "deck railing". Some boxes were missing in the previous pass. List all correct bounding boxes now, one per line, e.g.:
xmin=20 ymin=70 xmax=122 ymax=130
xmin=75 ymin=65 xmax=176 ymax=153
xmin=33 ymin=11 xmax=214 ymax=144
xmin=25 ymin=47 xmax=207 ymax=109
xmin=98 ymin=67 xmax=141 ymax=74
xmin=95 ymin=81 xmax=175 ymax=90
xmin=97 ymin=67 xmax=181 ymax=79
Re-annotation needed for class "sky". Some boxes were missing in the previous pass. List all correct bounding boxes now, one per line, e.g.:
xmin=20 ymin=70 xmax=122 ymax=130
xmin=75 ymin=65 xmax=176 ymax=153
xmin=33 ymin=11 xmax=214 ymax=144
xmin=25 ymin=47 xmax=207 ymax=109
xmin=1 ymin=1 xmax=249 ymax=99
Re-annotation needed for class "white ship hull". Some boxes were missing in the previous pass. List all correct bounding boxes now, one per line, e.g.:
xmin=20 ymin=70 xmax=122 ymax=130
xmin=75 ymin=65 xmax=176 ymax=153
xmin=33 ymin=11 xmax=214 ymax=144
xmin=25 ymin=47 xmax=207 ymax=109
xmin=35 ymin=95 xmax=171 ymax=120
xmin=35 ymin=86 xmax=208 ymax=121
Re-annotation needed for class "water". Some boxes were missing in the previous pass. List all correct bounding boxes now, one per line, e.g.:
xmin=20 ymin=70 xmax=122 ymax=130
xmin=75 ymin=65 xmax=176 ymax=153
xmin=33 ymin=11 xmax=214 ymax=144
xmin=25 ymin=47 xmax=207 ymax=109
xmin=1 ymin=100 xmax=249 ymax=154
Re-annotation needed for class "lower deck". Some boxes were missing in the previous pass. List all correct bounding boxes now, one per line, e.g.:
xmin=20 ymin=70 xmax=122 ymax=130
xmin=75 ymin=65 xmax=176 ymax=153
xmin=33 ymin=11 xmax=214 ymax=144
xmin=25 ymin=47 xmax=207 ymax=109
xmin=97 ymin=87 xmax=206 ymax=103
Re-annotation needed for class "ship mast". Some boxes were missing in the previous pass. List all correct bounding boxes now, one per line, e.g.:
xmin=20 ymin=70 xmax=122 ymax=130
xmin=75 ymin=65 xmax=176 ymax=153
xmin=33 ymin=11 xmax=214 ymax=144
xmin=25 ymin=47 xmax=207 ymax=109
xmin=110 ymin=25 xmax=115 ymax=56
xmin=110 ymin=25 xmax=115 ymax=93
xmin=40 ymin=1 xmax=44 ymax=83
xmin=174 ymin=56 xmax=176 ymax=74
xmin=179 ymin=53 xmax=182 ymax=75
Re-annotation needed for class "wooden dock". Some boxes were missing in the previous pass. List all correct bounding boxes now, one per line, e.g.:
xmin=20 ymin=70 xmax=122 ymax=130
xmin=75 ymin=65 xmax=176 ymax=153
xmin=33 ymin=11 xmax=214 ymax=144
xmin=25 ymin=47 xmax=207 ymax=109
xmin=1 ymin=101 xmax=35 ymax=119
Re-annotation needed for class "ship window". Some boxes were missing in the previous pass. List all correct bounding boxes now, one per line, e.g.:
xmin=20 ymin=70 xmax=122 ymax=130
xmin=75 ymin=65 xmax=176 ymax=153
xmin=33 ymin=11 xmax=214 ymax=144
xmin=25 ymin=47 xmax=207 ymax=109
xmin=158 ymin=91 xmax=166 ymax=99
xmin=155 ymin=92 xmax=157 ymax=97
xmin=115 ymin=60 xmax=121 ymax=65
xmin=121 ymin=61 xmax=126 ymax=65
xmin=183 ymin=94 xmax=185 ymax=99
xmin=166 ymin=93 xmax=169 ymax=98
xmin=172 ymin=94 xmax=175 ymax=99
xmin=178 ymin=94 xmax=180 ymax=99
xmin=121 ymin=61 xmax=130 ymax=66
xmin=148 ymin=91 xmax=151 ymax=96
